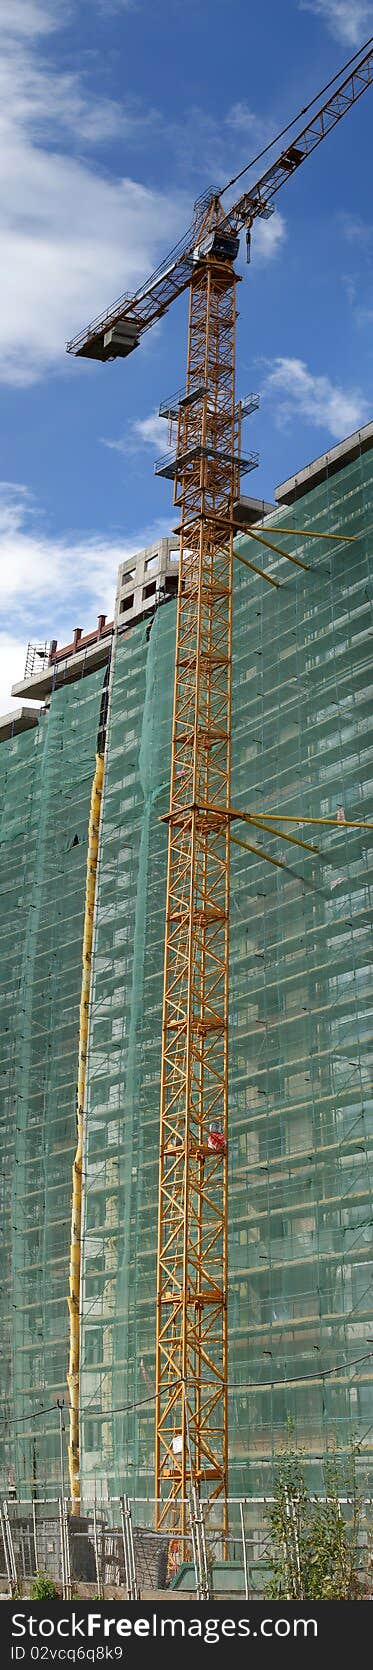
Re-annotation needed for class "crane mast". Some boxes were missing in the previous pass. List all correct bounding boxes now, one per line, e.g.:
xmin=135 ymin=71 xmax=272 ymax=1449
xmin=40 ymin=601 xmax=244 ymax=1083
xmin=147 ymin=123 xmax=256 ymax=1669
xmin=155 ymin=219 xmax=240 ymax=1534
xmin=66 ymin=38 xmax=373 ymax=1541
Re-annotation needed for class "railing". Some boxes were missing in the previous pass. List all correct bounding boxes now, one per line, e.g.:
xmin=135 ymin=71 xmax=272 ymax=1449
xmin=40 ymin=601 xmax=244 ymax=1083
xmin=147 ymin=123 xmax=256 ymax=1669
xmin=154 ymin=445 xmax=260 ymax=479
xmin=159 ymin=383 xmax=208 ymax=420
xmin=240 ymin=392 xmax=260 ymax=418
xmin=24 ymin=642 xmax=49 ymax=679
xmin=158 ymin=389 xmax=259 ymax=421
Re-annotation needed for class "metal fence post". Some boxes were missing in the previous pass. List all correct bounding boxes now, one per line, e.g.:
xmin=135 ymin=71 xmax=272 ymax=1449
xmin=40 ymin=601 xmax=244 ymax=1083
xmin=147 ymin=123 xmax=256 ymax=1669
xmin=63 ymin=1498 xmax=72 ymax=1600
xmin=93 ymin=1501 xmax=103 ymax=1598
xmin=120 ymin=1496 xmax=131 ymax=1598
xmin=123 ymin=1495 xmax=139 ymax=1600
xmin=32 ymin=1499 xmax=39 ymax=1575
xmin=188 ymin=1494 xmax=200 ymax=1597
xmin=191 ymin=1486 xmax=209 ymax=1600
xmin=239 ymin=1500 xmax=249 ymax=1599
xmin=198 ymin=1498 xmax=209 ymax=1600
xmin=58 ymin=1498 xmax=67 ymax=1600
xmin=3 ymin=1501 xmax=17 ymax=1591
xmin=128 ymin=1498 xmax=139 ymax=1600
xmin=0 ymin=1506 xmax=14 ymax=1596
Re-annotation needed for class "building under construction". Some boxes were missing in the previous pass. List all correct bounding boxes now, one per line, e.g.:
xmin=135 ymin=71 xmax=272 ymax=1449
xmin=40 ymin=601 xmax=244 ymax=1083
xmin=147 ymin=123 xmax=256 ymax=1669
xmin=1 ymin=420 xmax=372 ymax=1515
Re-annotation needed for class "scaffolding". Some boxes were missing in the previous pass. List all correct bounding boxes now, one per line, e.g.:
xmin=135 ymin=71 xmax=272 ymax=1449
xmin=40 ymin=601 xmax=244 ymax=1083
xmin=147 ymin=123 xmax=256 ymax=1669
xmin=0 ymin=435 xmax=372 ymax=1505
xmin=0 ymin=669 xmax=107 ymax=1498
xmin=61 ymin=38 xmax=373 ymax=1531
xmin=80 ymin=611 xmax=174 ymax=1501
xmin=79 ymin=435 xmax=373 ymax=1504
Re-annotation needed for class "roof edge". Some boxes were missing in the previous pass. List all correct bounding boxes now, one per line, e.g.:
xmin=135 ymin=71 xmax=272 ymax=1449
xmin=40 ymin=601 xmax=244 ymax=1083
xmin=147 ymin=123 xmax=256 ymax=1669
xmin=0 ymin=706 xmax=41 ymax=744
xmin=275 ymin=419 xmax=373 ymax=506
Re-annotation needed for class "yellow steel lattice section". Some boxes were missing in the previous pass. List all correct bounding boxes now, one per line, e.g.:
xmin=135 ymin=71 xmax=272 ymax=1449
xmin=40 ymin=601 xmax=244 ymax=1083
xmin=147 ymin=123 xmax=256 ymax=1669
xmin=155 ymin=251 xmax=239 ymax=1533
xmin=67 ymin=751 xmax=104 ymax=1513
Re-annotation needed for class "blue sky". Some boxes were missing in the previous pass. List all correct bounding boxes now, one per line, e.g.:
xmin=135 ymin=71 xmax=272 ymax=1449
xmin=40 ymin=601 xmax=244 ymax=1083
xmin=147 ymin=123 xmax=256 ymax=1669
xmin=1 ymin=0 xmax=372 ymax=708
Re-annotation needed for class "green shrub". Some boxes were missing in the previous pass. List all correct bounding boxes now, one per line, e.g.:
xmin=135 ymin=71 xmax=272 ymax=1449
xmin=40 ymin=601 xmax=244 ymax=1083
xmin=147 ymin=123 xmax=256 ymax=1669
xmin=265 ymin=1437 xmax=368 ymax=1601
xmin=31 ymin=1571 xmax=59 ymax=1600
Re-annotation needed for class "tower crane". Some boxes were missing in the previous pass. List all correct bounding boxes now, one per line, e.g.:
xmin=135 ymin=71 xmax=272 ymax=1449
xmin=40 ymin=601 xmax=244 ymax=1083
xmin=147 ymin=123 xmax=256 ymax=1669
xmin=67 ymin=39 xmax=373 ymax=1537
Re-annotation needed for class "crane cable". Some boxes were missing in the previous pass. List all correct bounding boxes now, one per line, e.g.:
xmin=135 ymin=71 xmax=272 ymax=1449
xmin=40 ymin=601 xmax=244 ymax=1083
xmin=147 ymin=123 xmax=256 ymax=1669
xmin=9 ymin=1347 xmax=373 ymax=1430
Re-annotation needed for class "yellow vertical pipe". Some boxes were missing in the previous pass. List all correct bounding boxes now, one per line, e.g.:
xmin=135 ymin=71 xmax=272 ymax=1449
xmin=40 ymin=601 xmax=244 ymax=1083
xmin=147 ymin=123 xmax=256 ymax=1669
xmin=67 ymin=751 xmax=104 ymax=1514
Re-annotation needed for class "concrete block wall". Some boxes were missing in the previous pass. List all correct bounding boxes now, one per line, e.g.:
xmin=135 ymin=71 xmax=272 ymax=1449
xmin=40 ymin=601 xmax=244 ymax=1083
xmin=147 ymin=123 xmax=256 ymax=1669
xmin=115 ymin=537 xmax=179 ymax=627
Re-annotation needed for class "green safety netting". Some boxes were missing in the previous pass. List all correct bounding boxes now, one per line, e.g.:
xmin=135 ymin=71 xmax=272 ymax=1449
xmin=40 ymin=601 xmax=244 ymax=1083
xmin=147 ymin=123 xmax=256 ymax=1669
xmin=1 ymin=436 xmax=372 ymax=1507
xmin=80 ymin=439 xmax=373 ymax=1504
xmin=80 ymin=608 xmax=174 ymax=1502
xmin=0 ymin=668 xmax=106 ymax=1498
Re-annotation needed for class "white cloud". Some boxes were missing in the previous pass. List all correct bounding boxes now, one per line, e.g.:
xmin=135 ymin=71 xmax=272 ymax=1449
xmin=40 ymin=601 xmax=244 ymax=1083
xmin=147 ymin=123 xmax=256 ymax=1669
xmin=225 ymin=103 xmax=258 ymax=134
xmin=299 ymin=1 xmax=373 ymax=45
xmin=96 ymin=0 xmax=137 ymax=9
xmin=103 ymin=406 xmax=173 ymax=457
xmin=340 ymin=213 xmax=373 ymax=246
xmin=0 ymin=59 xmax=140 ymax=148
xmin=0 ymin=7 xmax=185 ymax=385
xmin=264 ymin=356 xmax=368 ymax=438
xmin=0 ymin=482 xmax=173 ymax=708
xmin=0 ymin=174 xmax=183 ymax=387
xmin=133 ymin=411 xmax=168 ymax=448
xmin=159 ymin=100 xmax=268 ymax=198
xmin=103 ymin=437 xmax=130 ymax=456
xmin=0 ymin=19 xmax=158 ymax=148
xmin=252 ymin=211 xmax=286 ymax=262
xmin=2 ymin=2 xmax=64 ymax=37
xmin=0 ymin=7 xmax=286 ymax=388
xmin=0 ymin=484 xmax=115 ymax=619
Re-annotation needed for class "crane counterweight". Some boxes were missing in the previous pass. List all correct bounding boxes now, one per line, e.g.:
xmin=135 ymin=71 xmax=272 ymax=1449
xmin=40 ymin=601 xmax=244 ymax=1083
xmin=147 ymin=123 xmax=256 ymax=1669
xmin=193 ymin=230 xmax=240 ymax=263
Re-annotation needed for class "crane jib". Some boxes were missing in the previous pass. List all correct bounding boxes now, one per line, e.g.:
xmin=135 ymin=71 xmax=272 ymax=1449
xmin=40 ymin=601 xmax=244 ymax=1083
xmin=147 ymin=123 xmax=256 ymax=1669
xmin=67 ymin=38 xmax=373 ymax=362
xmin=230 ymin=42 xmax=373 ymax=233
